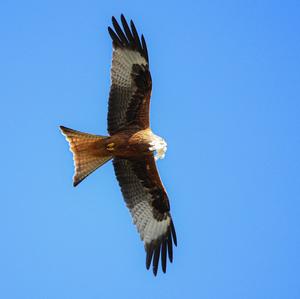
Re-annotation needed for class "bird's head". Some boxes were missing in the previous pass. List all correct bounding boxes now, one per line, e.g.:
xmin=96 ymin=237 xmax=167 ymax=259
xmin=149 ymin=135 xmax=167 ymax=160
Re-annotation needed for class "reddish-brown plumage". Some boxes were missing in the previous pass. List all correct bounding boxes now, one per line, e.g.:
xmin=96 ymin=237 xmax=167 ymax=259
xmin=60 ymin=15 xmax=176 ymax=276
xmin=103 ymin=127 xmax=154 ymax=158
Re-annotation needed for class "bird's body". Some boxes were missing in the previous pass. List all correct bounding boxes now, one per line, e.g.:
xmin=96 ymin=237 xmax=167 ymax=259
xmin=104 ymin=127 xmax=167 ymax=159
xmin=60 ymin=15 xmax=176 ymax=276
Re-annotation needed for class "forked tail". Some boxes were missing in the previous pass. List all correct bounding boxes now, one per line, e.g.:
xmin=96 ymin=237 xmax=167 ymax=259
xmin=60 ymin=126 xmax=112 ymax=186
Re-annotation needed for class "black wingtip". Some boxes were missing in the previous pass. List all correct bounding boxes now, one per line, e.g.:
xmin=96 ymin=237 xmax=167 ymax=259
xmin=108 ymin=26 xmax=122 ymax=47
xmin=144 ymin=220 xmax=177 ymax=275
xmin=155 ymin=243 xmax=162 ymax=276
xmin=151 ymin=244 xmax=160 ymax=276
xmin=146 ymin=245 xmax=154 ymax=270
xmin=161 ymin=239 xmax=167 ymax=273
xmin=171 ymin=220 xmax=177 ymax=247
xmin=141 ymin=34 xmax=149 ymax=62
xmin=167 ymin=232 xmax=173 ymax=263
xmin=112 ymin=15 xmax=129 ymax=46
xmin=130 ymin=19 xmax=143 ymax=52
xmin=108 ymin=15 xmax=149 ymax=63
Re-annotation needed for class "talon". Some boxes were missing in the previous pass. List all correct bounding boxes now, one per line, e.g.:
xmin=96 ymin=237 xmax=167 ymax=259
xmin=107 ymin=142 xmax=115 ymax=151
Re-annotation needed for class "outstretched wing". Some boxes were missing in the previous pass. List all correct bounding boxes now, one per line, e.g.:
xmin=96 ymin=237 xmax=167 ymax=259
xmin=113 ymin=156 xmax=177 ymax=276
xmin=107 ymin=15 xmax=152 ymax=135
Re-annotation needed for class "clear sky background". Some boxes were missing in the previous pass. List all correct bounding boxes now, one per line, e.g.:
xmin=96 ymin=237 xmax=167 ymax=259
xmin=1 ymin=1 xmax=300 ymax=298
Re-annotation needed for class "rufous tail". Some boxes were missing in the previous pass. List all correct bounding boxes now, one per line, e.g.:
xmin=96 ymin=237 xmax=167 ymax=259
xmin=60 ymin=126 xmax=112 ymax=186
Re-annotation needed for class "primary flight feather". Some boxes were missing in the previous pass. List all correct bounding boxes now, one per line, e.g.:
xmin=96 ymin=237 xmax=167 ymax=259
xmin=60 ymin=15 xmax=177 ymax=276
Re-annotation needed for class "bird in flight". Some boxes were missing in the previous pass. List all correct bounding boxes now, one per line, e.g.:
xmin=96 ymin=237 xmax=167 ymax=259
xmin=60 ymin=15 xmax=177 ymax=276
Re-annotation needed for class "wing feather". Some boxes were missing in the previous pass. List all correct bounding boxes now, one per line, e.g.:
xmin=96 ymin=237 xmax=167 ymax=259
xmin=161 ymin=239 xmax=167 ymax=273
xmin=141 ymin=34 xmax=149 ymax=63
xmin=130 ymin=20 xmax=143 ymax=53
xmin=113 ymin=156 xmax=177 ymax=275
xmin=121 ymin=14 xmax=135 ymax=45
xmin=112 ymin=16 xmax=129 ymax=46
xmin=108 ymin=27 xmax=122 ymax=47
xmin=152 ymin=245 xmax=161 ymax=276
xmin=167 ymin=230 xmax=173 ymax=262
xmin=107 ymin=15 xmax=152 ymax=135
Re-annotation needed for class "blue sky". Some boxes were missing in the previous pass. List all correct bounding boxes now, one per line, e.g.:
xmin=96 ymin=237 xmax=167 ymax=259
xmin=1 ymin=0 xmax=300 ymax=298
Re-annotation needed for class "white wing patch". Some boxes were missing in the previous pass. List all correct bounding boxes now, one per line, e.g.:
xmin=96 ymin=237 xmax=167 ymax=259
xmin=131 ymin=201 xmax=171 ymax=245
xmin=111 ymin=48 xmax=147 ymax=89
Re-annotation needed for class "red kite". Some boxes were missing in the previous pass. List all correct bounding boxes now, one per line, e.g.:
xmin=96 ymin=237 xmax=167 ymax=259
xmin=60 ymin=15 xmax=177 ymax=276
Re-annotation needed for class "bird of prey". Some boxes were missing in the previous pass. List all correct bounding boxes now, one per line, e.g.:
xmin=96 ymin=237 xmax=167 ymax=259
xmin=60 ymin=15 xmax=177 ymax=276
